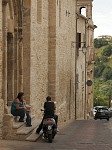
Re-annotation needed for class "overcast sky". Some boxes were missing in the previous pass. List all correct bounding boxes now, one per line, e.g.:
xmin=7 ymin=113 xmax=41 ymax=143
xmin=93 ymin=0 xmax=112 ymax=38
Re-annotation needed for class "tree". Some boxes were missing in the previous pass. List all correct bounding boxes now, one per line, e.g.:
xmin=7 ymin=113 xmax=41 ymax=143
xmin=94 ymin=38 xmax=108 ymax=48
xmin=95 ymin=56 xmax=108 ymax=66
xmin=93 ymin=80 xmax=112 ymax=106
xmin=102 ymin=66 xmax=112 ymax=81
xmin=94 ymin=64 xmax=105 ymax=78
xmin=102 ymin=44 xmax=112 ymax=57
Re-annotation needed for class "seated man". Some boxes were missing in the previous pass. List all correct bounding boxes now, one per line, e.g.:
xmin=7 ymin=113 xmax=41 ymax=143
xmin=36 ymin=96 xmax=58 ymax=134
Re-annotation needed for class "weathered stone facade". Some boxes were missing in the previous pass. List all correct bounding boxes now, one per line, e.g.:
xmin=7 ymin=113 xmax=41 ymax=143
xmin=30 ymin=0 xmax=49 ymax=117
xmin=76 ymin=0 xmax=95 ymax=119
xmin=54 ymin=0 xmax=77 ymax=122
xmin=0 ymin=0 xmax=4 ymax=124
xmin=0 ymin=0 xmax=95 ymax=138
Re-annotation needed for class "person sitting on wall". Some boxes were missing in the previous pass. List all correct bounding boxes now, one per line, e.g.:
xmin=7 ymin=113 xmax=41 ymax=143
xmin=36 ymin=96 xmax=58 ymax=134
xmin=11 ymin=92 xmax=32 ymax=126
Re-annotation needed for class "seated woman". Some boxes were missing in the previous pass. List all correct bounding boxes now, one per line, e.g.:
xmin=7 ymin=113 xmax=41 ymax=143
xmin=11 ymin=92 xmax=32 ymax=126
xmin=11 ymin=92 xmax=26 ymax=122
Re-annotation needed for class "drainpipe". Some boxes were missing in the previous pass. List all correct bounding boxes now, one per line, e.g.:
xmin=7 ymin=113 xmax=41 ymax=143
xmin=75 ymin=0 xmax=78 ymax=120
xmin=84 ymin=19 xmax=87 ymax=119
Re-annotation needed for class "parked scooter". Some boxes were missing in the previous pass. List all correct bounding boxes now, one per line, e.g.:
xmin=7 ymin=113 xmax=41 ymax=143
xmin=41 ymin=109 xmax=57 ymax=143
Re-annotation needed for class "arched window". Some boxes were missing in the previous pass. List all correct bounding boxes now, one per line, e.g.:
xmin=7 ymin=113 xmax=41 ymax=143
xmin=80 ymin=7 xmax=86 ymax=17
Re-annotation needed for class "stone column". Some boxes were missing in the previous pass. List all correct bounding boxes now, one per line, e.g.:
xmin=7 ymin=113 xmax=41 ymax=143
xmin=48 ymin=0 xmax=56 ymax=101
xmin=13 ymin=27 xmax=18 ymax=97
xmin=22 ymin=0 xmax=31 ymax=103
xmin=2 ymin=0 xmax=8 ymax=113
xmin=18 ymin=28 xmax=23 ymax=92
xmin=7 ymin=32 xmax=14 ymax=105
xmin=0 ymin=0 xmax=4 ymax=123
xmin=17 ymin=0 xmax=23 ymax=93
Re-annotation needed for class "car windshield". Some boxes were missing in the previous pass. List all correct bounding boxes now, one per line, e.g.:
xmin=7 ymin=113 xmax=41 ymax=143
xmin=98 ymin=108 xmax=108 ymax=112
xmin=94 ymin=106 xmax=108 ymax=110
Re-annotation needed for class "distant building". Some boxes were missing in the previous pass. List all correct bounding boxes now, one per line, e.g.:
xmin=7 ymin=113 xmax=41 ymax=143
xmin=76 ymin=0 xmax=95 ymax=119
xmin=98 ymin=35 xmax=112 ymax=41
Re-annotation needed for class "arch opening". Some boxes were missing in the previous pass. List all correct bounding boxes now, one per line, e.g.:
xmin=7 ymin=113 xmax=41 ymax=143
xmin=80 ymin=7 xmax=86 ymax=17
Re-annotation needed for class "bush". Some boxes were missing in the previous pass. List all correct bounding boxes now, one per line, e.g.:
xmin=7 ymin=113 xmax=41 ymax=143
xmin=102 ymin=66 xmax=112 ymax=81
xmin=94 ymin=64 xmax=105 ymax=78
xmin=95 ymin=56 xmax=108 ymax=66
xmin=100 ymin=56 xmax=108 ymax=62
xmin=94 ymin=38 xmax=108 ymax=48
xmin=102 ymin=45 xmax=112 ymax=57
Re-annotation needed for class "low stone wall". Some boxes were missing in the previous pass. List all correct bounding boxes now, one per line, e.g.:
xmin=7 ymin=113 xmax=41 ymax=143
xmin=2 ymin=114 xmax=14 ymax=139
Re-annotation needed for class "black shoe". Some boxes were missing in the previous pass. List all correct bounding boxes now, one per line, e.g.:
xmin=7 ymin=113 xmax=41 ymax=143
xmin=19 ymin=119 xmax=24 ymax=122
xmin=26 ymin=124 xmax=32 ymax=127
xmin=36 ymin=130 xmax=40 ymax=134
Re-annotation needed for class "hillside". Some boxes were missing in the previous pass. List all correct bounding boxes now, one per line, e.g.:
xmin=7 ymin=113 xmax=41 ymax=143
xmin=94 ymin=37 xmax=112 ymax=107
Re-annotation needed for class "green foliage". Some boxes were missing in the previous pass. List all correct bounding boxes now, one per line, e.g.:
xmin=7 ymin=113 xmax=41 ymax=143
xmin=100 ymin=56 xmax=108 ymax=63
xmin=94 ymin=64 xmax=105 ymax=78
xmin=95 ymin=56 xmax=108 ymax=66
xmin=94 ymin=38 xmax=109 ymax=48
xmin=94 ymin=37 xmax=112 ymax=106
xmin=93 ymin=79 xmax=112 ymax=107
xmin=102 ymin=44 xmax=112 ymax=57
xmin=102 ymin=66 xmax=112 ymax=81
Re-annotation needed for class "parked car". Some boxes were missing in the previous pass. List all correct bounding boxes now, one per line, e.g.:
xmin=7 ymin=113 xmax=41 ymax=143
xmin=93 ymin=106 xmax=108 ymax=117
xmin=108 ymin=107 xmax=112 ymax=117
xmin=92 ymin=107 xmax=97 ymax=116
xmin=94 ymin=107 xmax=110 ymax=121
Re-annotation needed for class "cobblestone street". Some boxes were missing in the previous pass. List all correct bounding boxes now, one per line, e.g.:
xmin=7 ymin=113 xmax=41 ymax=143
xmin=1 ymin=119 xmax=112 ymax=150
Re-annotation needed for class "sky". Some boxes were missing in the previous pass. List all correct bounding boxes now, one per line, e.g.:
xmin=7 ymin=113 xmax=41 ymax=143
xmin=93 ymin=0 xmax=112 ymax=38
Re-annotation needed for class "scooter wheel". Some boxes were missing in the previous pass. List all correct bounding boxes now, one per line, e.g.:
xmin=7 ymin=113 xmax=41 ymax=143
xmin=107 ymin=118 xmax=109 ymax=121
xmin=48 ymin=134 xmax=52 ymax=143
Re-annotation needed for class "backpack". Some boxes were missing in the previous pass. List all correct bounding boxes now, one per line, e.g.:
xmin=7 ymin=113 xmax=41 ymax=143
xmin=11 ymin=101 xmax=17 ymax=115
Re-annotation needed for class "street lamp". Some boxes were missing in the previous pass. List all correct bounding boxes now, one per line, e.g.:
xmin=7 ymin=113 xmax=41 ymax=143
xmin=82 ymin=44 xmax=87 ymax=54
xmin=78 ymin=42 xmax=87 ymax=54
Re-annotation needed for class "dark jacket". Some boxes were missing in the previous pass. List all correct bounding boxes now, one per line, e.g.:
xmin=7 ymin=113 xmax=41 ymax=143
xmin=44 ymin=101 xmax=55 ymax=117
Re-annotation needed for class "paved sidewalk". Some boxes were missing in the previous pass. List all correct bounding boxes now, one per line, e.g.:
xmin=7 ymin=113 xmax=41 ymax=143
xmin=0 ymin=119 xmax=112 ymax=150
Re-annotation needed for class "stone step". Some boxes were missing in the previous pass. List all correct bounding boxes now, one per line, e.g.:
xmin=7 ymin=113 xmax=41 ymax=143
xmin=16 ymin=119 xmax=41 ymax=135
xmin=0 ymin=123 xmax=2 ymax=139
xmin=13 ymin=121 xmax=25 ymax=129
xmin=26 ymin=128 xmax=42 ymax=142
xmin=0 ymin=129 xmax=2 ymax=139
xmin=13 ymin=115 xmax=35 ymax=129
